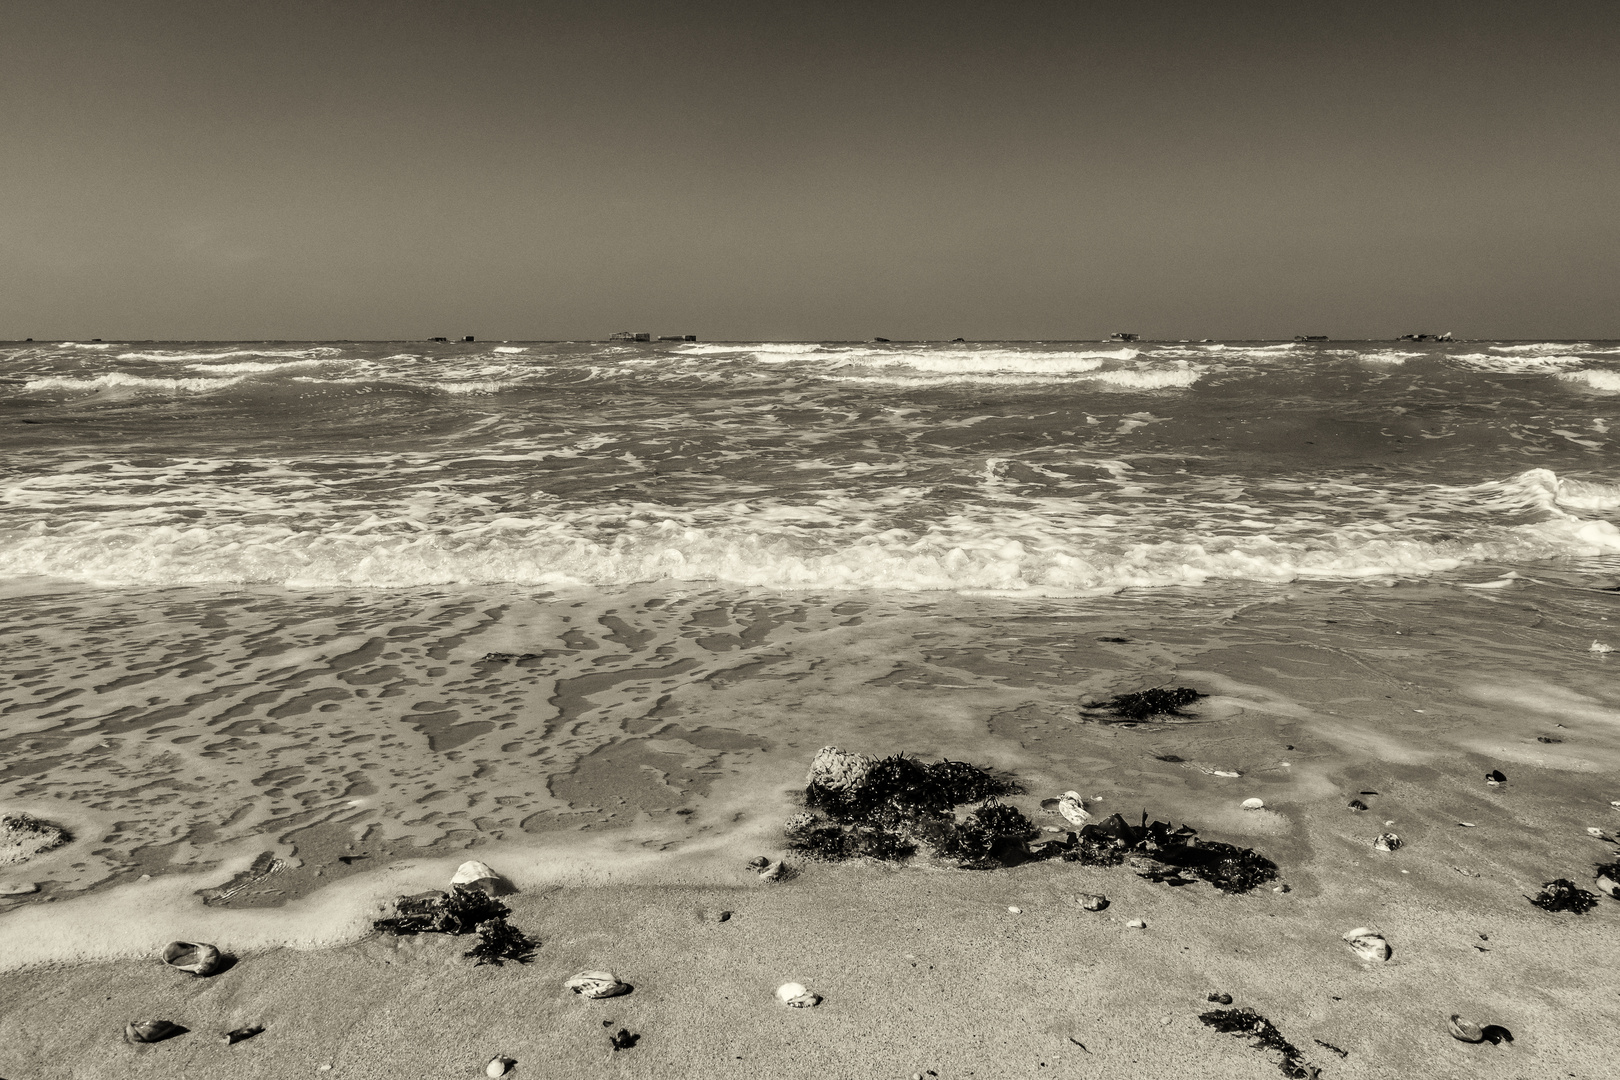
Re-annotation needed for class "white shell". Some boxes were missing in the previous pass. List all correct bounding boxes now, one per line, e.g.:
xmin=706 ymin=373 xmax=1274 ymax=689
xmin=1341 ymin=927 xmax=1390 ymax=962
xmin=1007 ymin=906 xmax=1021 ymax=914
xmin=565 ymin=970 xmax=629 ymax=999
xmin=758 ymin=860 xmax=784 ymax=881
xmin=1127 ymin=918 xmax=1146 ymax=929
xmin=1057 ymin=792 xmax=1092 ymax=826
xmin=486 ymin=1057 xmax=514 ymax=1078
xmin=1241 ymin=798 xmax=1264 ymax=811
xmin=1374 ymin=833 xmax=1402 ymax=852
xmin=451 ymin=860 xmax=503 ymax=893
xmin=775 ymin=981 xmax=820 ymax=1007
xmin=1596 ymin=873 xmax=1618 ymax=898
xmin=1447 ymin=1014 xmax=1484 ymax=1042
xmin=1587 ymin=828 xmax=1605 ymax=837
xmin=161 ymin=940 xmax=223 ymax=976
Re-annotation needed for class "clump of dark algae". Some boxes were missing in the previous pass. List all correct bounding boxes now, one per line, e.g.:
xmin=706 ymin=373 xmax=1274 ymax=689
xmin=1527 ymin=878 xmax=1600 ymax=914
xmin=1083 ymin=686 xmax=1206 ymax=723
xmin=374 ymin=886 xmax=538 ymax=965
xmin=786 ymin=747 xmax=1277 ymax=890
xmin=1062 ymin=812 xmax=1279 ymax=894
xmin=1199 ymin=1007 xmax=1320 ymax=1079
xmin=786 ymin=747 xmax=1027 ymax=869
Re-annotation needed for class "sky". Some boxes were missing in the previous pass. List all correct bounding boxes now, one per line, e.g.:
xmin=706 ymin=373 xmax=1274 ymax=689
xmin=3 ymin=0 xmax=1617 ymax=341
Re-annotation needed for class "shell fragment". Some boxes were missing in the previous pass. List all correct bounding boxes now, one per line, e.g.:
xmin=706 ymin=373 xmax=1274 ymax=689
xmin=1341 ymin=927 xmax=1390 ymax=962
xmin=564 ymin=970 xmax=629 ymax=999
xmin=776 ymin=981 xmax=820 ymax=1008
xmin=1241 ymin=798 xmax=1265 ymax=811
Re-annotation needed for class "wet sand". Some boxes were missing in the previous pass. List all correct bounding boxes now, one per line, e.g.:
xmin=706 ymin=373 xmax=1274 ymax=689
xmin=3 ymin=578 xmax=1620 ymax=1077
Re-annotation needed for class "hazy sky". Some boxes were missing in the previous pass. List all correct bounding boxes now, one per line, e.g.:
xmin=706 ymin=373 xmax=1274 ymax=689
xmin=4 ymin=1 xmax=1617 ymax=341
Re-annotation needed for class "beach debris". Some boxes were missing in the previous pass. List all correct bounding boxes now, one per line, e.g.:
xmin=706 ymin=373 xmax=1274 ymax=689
xmin=1041 ymin=790 xmax=1092 ymax=825
xmin=1077 ymin=893 xmax=1109 ymax=911
xmin=1536 ymin=735 xmax=1562 ymax=743
xmin=1273 ymin=883 xmax=1291 ymax=893
xmin=1447 ymin=1015 xmax=1484 ymax=1042
xmin=1313 ymin=1038 xmax=1349 ymax=1059
xmin=125 ymin=1020 xmax=186 ymax=1044
xmin=1341 ymin=927 xmax=1390 ymax=962
xmin=1207 ymin=992 xmax=1233 ymax=1005
xmin=1084 ymin=686 xmax=1206 ymax=722
xmin=1198 ymin=1007 xmax=1317 ymax=1079
xmin=200 ymin=851 xmax=287 ymax=906
xmin=718 ymin=910 xmax=734 ymax=922
xmin=0 ymin=882 xmax=39 ymax=896
xmin=1486 ymin=770 xmax=1506 ymax=784
xmin=757 ymin=859 xmax=788 ymax=881
xmin=1590 ymin=641 xmax=1613 ymax=654
xmin=608 ymin=1028 xmax=639 ymax=1051
xmin=223 ymin=1025 xmax=263 ymax=1045
xmin=0 ymin=813 xmax=71 ymax=866
xmin=746 ymin=856 xmax=769 ymax=869
xmin=373 ymin=886 xmax=538 ymax=965
xmin=789 ymin=751 xmax=1023 ymax=868
xmin=806 ymin=745 xmax=878 ymax=793
xmin=775 ymin=981 xmax=821 ymax=1008
xmin=486 ymin=1055 xmax=514 ymax=1077
xmin=450 ymin=860 xmax=509 ymax=896
xmin=565 ymin=970 xmax=630 ymax=999
xmin=1528 ymin=878 xmax=1599 ymax=914
xmin=1593 ymin=864 xmax=1619 ymax=898
xmin=1374 ymin=833 xmax=1402 ymax=852
xmin=161 ymin=940 xmax=224 ymax=977
xmin=1007 ymin=906 xmax=1022 ymax=914
xmin=1127 ymin=918 xmax=1147 ymax=929
xmin=1064 ymin=812 xmax=1279 ymax=893
xmin=1458 ymin=822 xmax=1476 ymax=828
xmin=1586 ymin=827 xmax=1605 ymax=837
xmin=1241 ymin=798 xmax=1265 ymax=811
xmin=1347 ymin=799 xmax=1368 ymax=811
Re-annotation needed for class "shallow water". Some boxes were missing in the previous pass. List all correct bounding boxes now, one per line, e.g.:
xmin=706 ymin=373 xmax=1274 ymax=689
xmin=2 ymin=339 xmax=1619 ymax=963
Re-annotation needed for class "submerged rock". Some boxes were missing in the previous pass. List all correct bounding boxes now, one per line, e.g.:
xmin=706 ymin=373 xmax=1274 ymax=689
xmin=0 ymin=813 xmax=71 ymax=867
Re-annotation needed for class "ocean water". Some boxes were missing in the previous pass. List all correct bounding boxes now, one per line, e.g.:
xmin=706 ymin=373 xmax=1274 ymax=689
xmin=3 ymin=338 xmax=1620 ymax=963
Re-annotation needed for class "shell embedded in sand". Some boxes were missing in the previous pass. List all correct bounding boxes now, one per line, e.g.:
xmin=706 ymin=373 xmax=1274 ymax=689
xmin=450 ymin=860 xmax=505 ymax=895
xmin=486 ymin=1056 xmax=515 ymax=1078
xmin=1596 ymin=873 xmax=1619 ymax=899
xmin=1077 ymin=893 xmax=1109 ymax=912
xmin=564 ymin=970 xmax=629 ymax=999
xmin=161 ymin=941 xmax=223 ymax=976
xmin=775 ymin=981 xmax=821 ymax=1007
xmin=1373 ymin=833 xmax=1402 ymax=852
xmin=1127 ymin=918 xmax=1147 ymax=929
xmin=1447 ymin=1014 xmax=1485 ymax=1042
xmin=125 ymin=1019 xmax=184 ymax=1044
xmin=1341 ymin=927 xmax=1390 ymax=962
xmin=758 ymin=860 xmax=785 ymax=881
xmin=1241 ymin=798 xmax=1265 ymax=811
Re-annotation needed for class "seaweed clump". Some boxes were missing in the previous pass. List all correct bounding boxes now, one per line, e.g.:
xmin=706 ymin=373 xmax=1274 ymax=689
xmin=1063 ymin=812 xmax=1278 ymax=894
xmin=373 ymin=886 xmax=538 ymax=965
xmin=788 ymin=748 xmax=1025 ymax=869
xmin=1200 ymin=1008 xmax=1318 ymax=1079
xmin=1528 ymin=878 xmax=1599 ymax=915
xmin=1086 ymin=687 xmax=1205 ymax=721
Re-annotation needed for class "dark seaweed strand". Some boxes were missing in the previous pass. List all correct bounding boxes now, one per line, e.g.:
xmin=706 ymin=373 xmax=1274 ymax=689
xmin=1528 ymin=878 xmax=1600 ymax=914
xmin=1199 ymin=1008 xmax=1319 ymax=1079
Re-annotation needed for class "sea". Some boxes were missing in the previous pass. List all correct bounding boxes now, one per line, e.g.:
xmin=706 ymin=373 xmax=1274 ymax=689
xmin=3 ymin=338 xmax=1619 ymax=960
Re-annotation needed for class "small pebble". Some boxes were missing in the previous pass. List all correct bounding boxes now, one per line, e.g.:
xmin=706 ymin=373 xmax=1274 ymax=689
xmin=1207 ymin=992 xmax=1233 ymax=1005
xmin=1273 ymin=884 xmax=1290 ymax=893
xmin=1127 ymin=918 xmax=1146 ymax=929
xmin=1241 ymin=798 xmax=1265 ymax=811
xmin=1007 ymin=906 xmax=1021 ymax=914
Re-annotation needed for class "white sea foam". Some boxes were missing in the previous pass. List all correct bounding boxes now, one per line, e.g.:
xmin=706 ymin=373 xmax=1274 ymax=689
xmin=1451 ymin=353 xmax=1586 ymax=372
xmin=183 ymin=358 xmax=330 ymax=373
xmin=22 ymin=372 xmax=248 ymax=393
xmin=1558 ymin=369 xmax=1620 ymax=393
xmin=1489 ymin=343 xmax=1591 ymax=355
xmin=117 ymin=347 xmax=343 ymax=362
xmin=677 ymin=342 xmax=826 ymax=355
xmin=1086 ymin=365 xmax=1203 ymax=389
xmin=1360 ymin=350 xmax=1423 ymax=365
xmin=492 ymin=346 xmax=528 ymax=353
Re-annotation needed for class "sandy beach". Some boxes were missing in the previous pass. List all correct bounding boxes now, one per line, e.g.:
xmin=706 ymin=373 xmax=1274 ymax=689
xmin=3 ymin=576 xmax=1618 ymax=1079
